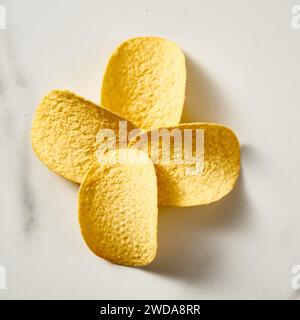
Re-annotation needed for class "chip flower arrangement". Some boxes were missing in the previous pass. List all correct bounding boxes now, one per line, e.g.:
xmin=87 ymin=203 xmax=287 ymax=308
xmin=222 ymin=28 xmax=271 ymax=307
xmin=31 ymin=37 xmax=240 ymax=267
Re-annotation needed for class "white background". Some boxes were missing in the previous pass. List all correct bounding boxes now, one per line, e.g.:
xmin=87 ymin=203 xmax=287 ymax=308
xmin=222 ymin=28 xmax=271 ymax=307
xmin=0 ymin=0 xmax=300 ymax=299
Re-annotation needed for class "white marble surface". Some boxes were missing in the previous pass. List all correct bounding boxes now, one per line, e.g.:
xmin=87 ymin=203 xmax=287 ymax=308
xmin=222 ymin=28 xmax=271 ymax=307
xmin=1 ymin=0 xmax=300 ymax=299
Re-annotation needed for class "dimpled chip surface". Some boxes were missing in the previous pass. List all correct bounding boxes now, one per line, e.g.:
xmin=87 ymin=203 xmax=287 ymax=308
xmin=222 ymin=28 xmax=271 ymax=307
xmin=31 ymin=90 xmax=135 ymax=183
xmin=101 ymin=36 xmax=186 ymax=130
xmin=129 ymin=123 xmax=240 ymax=207
xmin=78 ymin=149 xmax=158 ymax=266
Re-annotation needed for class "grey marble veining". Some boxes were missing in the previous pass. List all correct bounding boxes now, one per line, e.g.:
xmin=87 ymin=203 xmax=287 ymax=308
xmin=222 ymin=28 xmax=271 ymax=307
xmin=0 ymin=12 xmax=37 ymax=237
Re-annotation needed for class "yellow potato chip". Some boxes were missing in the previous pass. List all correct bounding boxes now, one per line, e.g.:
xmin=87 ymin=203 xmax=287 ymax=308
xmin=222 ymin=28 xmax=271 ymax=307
xmin=31 ymin=90 xmax=135 ymax=183
xmin=101 ymin=36 xmax=186 ymax=130
xmin=129 ymin=123 xmax=240 ymax=207
xmin=78 ymin=149 xmax=158 ymax=266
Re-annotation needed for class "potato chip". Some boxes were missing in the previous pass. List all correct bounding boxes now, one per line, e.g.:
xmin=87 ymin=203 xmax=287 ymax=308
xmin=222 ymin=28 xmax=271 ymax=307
xmin=78 ymin=149 xmax=158 ymax=266
xmin=31 ymin=90 xmax=135 ymax=183
xmin=101 ymin=36 xmax=186 ymax=130
xmin=129 ymin=123 xmax=240 ymax=206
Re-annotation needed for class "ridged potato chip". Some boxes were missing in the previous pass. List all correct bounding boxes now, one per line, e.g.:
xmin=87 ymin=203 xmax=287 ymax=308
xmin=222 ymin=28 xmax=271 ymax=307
xmin=31 ymin=90 xmax=135 ymax=183
xmin=129 ymin=123 xmax=240 ymax=207
xmin=78 ymin=149 xmax=158 ymax=266
xmin=101 ymin=36 xmax=186 ymax=130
